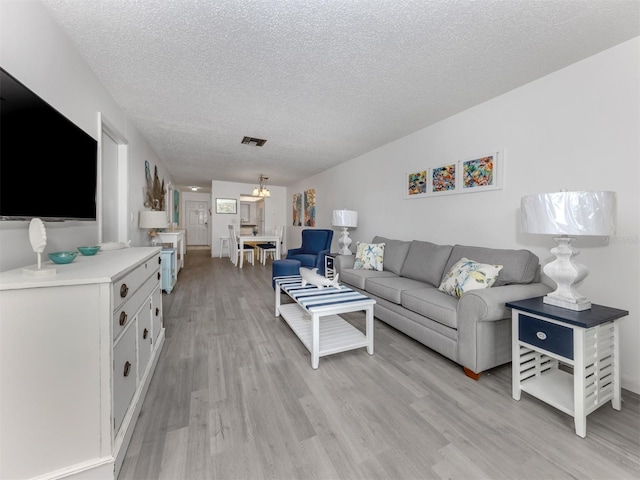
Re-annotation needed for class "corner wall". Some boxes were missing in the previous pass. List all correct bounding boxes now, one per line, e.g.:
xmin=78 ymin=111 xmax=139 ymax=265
xmin=287 ymin=38 xmax=640 ymax=393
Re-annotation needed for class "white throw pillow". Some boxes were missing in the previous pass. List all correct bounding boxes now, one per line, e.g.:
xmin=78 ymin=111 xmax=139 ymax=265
xmin=438 ymin=257 xmax=503 ymax=298
xmin=353 ymin=242 xmax=385 ymax=271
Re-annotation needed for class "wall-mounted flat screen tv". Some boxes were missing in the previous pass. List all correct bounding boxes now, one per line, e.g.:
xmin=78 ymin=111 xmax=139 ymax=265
xmin=0 ymin=67 xmax=98 ymax=221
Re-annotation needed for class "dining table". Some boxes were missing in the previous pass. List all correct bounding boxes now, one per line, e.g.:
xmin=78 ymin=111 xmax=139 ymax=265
xmin=237 ymin=234 xmax=281 ymax=268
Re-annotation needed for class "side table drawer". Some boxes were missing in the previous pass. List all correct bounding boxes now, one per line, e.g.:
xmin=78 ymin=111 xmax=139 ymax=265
xmin=519 ymin=314 xmax=573 ymax=359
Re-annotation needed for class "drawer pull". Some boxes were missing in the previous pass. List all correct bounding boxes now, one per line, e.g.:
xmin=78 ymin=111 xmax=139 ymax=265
xmin=143 ymin=328 xmax=149 ymax=340
xmin=123 ymin=361 xmax=132 ymax=377
xmin=157 ymin=272 xmax=161 ymax=280
xmin=536 ymin=331 xmax=547 ymax=340
xmin=120 ymin=284 xmax=129 ymax=298
xmin=119 ymin=311 xmax=127 ymax=326
xmin=155 ymin=307 xmax=160 ymax=316
xmin=158 ymin=257 xmax=162 ymax=265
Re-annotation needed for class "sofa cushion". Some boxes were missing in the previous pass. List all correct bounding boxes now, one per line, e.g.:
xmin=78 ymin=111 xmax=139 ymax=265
xmin=401 ymin=287 xmax=460 ymax=329
xmin=442 ymin=245 xmax=539 ymax=286
xmin=339 ymin=268 xmax=396 ymax=290
xmin=354 ymin=242 xmax=385 ymax=271
xmin=438 ymin=257 xmax=503 ymax=298
xmin=365 ymin=276 xmax=427 ymax=304
xmin=372 ymin=236 xmax=411 ymax=274
xmin=399 ymin=241 xmax=453 ymax=287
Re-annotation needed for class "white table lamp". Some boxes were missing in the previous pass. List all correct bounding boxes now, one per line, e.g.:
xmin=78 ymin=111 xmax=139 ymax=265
xmin=332 ymin=209 xmax=358 ymax=255
xmin=139 ymin=210 xmax=168 ymax=245
xmin=521 ymin=191 xmax=616 ymax=311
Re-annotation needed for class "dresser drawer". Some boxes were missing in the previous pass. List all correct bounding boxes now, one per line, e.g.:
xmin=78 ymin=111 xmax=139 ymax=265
xmin=113 ymin=270 xmax=160 ymax=341
xmin=519 ymin=314 xmax=574 ymax=359
xmin=113 ymin=254 xmax=161 ymax=311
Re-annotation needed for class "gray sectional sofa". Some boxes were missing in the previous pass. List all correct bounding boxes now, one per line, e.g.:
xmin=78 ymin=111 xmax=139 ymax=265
xmin=335 ymin=236 xmax=552 ymax=379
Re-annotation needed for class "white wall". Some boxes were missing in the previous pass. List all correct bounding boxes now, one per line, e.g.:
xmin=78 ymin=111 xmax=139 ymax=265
xmin=287 ymin=38 xmax=640 ymax=394
xmin=210 ymin=180 xmax=287 ymax=257
xmin=0 ymin=1 xmax=173 ymax=271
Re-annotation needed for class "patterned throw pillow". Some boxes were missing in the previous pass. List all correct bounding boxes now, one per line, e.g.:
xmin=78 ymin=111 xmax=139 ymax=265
xmin=353 ymin=242 xmax=385 ymax=271
xmin=438 ymin=257 xmax=503 ymax=298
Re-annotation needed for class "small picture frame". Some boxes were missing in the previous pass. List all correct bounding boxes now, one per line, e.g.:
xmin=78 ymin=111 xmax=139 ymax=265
xmin=429 ymin=163 xmax=457 ymax=195
xmin=460 ymin=151 xmax=502 ymax=192
xmin=404 ymin=170 xmax=428 ymax=199
xmin=215 ymin=198 xmax=237 ymax=214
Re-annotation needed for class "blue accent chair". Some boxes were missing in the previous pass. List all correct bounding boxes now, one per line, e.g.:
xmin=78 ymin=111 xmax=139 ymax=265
xmin=286 ymin=229 xmax=334 ymax=276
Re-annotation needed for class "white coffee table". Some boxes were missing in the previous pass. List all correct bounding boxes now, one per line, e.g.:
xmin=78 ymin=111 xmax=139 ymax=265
xmin=274 ymin=275 xmax=375 ymax=369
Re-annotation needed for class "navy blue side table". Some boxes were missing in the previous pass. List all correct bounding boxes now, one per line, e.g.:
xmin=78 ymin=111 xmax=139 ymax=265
xmin=507 ymin=297 xmax=628 ymax=437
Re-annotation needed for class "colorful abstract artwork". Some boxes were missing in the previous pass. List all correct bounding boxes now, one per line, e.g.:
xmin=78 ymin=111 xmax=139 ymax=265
xmin=292 ymin=193 xmax=302 ymax=226
xmin=430 ymin=164 xmax=456 ymax=193
xmin=463 ymin=155 xmax=495 ymax=189
xmin=405 ymin=170 xmax=427 ymax=198
xmin=304 ymin=188 xmax=316 ymax=226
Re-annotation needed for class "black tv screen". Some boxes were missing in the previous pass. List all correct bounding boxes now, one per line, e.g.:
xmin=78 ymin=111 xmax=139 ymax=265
xmin=0 ymin=67 xmax=98 ymax=221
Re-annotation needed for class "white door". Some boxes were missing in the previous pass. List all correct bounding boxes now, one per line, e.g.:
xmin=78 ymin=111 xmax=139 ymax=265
xmin=186 ymin=200 xmax=209 ymax=246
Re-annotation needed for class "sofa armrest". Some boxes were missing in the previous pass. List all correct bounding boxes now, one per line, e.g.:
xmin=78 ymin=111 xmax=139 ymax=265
xmin=287 ymin=247 xmax=304 ymax=257
xmin=457 ymin=282 xmax=553 ymax=374
xmin=335 ymin=254 xmax=355 ymax=273
xmin=457 ymin=282 xmax=553 ymax=323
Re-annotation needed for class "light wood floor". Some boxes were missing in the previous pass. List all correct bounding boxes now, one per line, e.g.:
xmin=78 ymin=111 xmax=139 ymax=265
xmin=119 ymin=250 xmax=640 ymax=480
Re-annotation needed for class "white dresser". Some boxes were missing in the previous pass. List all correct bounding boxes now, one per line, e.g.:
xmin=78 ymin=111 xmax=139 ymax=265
xmin=0 ymin=247 xmax=165 ymax=479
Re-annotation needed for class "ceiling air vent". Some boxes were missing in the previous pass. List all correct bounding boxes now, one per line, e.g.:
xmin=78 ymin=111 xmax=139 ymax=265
xmin=241 ymin=136 xmax=267 ymax=147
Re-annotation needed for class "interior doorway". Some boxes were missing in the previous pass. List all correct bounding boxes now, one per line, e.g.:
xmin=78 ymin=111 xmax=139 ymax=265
xmin=99 ymin=113 xmax=128 ymax=243
xmin=185 ymin=199 xmax=210 ymax=246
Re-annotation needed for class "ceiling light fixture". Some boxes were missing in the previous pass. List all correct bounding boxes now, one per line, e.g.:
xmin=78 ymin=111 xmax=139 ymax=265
xmin=252 ymin=174 xmax=271 ymax=197
xmin=241 ymin=136 xmax=267 ymax=147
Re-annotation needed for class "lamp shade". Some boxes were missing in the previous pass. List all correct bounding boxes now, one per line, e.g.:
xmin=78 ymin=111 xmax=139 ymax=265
xmin=139 ymin=210 xmax=168 ymax=229
xmin=332 ymin=210 xmax=358 ymax=228
xmin=521 ymin=191 xmax=616 ymax=236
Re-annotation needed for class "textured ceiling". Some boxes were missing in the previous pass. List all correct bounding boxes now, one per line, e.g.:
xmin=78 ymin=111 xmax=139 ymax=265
xmin=41 ymin=0 xmax=639 ymax=190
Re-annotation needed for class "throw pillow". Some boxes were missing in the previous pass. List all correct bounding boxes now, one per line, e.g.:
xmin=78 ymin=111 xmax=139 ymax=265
xmin=353 ymin=242 xmax=385 ymax=271
xmin=438 ymin=257 xmax=503 ymax=298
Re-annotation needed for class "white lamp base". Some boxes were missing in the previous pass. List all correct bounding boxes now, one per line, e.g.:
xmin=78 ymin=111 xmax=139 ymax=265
xmin=338 ymin=227 xmax=353 ymax=255
xmin=543 ymin=236 xmax=591 ymax=311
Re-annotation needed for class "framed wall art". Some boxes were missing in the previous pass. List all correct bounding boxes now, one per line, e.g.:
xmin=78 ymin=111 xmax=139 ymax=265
xmin=460 ymin=151 xmax=502 ymax=193
xmin=429 ymin=163 xmax=457 ymax=195
xmin=292 ymin=193 xmax=302 ymax=226
xmin=304 ymin=188 xmax=316 ymax=226
xmin=404 ymin=170 xmax=428 ymax=199
xmin=215 ymin=198 xmax=237 ymax=214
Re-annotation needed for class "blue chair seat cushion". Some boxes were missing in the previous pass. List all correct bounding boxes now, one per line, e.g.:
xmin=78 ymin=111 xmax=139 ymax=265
xmin=286 ymin=253 xmax=318 ymax=268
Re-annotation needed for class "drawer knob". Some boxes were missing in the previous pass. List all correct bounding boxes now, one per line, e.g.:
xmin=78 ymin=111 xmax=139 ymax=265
xmin=123 ymin=361 xmax=132 ymax=377
xmin=155 ymin=307 xmax=160 ymax=316
xmin=143 ymin=328 xmax=149 ymax=339
xmin=158 ymin=257 xmax=162 ymax=265
xmin=120 ymin=284 xmax=129 ymax=298
xmin=119 ymin=311 xmax=127 ymax=326
xmin=536 ymin=331 xmax=547 ymax=340
xmin=157 ymin=272 xmax=161 ymax=280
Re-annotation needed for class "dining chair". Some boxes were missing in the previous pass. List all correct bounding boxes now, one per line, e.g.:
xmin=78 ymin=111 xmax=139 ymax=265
xmin=228 ymin=224 xmax=254 ymax=266
xmin=257 ymin=225 xmax=283 ymax=265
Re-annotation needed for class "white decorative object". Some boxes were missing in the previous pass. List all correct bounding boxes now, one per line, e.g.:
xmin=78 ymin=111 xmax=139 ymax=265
xmin=23 ymin=218 xmax=56 ymax=276
xmin=332 ymin=209 xmax=358 ymax=255
xmin=299 ymin=267 xmax=341 ymax=289
xmin=521 ymin=191 xmax=616 ymax=311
